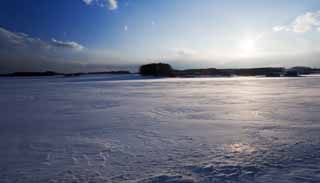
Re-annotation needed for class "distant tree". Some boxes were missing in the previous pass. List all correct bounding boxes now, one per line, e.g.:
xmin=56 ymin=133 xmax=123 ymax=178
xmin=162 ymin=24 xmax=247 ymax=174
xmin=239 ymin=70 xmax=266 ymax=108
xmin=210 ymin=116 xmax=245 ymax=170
xmin=139 ymin=63 xmax=173 ymax=77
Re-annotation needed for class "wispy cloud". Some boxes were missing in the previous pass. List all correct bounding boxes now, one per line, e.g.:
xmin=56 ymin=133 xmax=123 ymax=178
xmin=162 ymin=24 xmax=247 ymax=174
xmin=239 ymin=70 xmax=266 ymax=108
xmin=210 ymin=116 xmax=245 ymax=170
xmin=51 ymin=39 xmax=84 ymax=50
xmin=273 ymin=10 xmax=320 ymax=33
xmin=0 ymin=28 xmax=83 ymax=53
xmin=173 ymin=48 xmax=197 ymax=57
xmin=82 ymin=0 xmax=94 ymax=5
xmin=107 ymin=0 xmax=118 ymax=10
xmin=0 ymin=27 xmax=84 ymax=51
xmin=0 ymin=27 xmax=84 ymax=73
xmin=0 ymin=27 xmax=136 ymax=73
xmin=82 ymin=0 xmax=118 ymax=10
xmin=272 ymin=26 xmax=290 ymax=32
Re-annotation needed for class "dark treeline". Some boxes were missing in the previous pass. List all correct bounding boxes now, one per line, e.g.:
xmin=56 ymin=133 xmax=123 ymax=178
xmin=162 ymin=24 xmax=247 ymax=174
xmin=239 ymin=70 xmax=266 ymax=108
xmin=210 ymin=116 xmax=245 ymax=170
xmin=63 ymin=71 xmax=130 ymax=77
xmin=0 ymin=70 xmax=131 ymax=77
xmin=0 ymin=71 xmax=61 ymax=77
xmin=139 ymin=63 xmax=320 ymax=77
xmin=1 ymin=64 xmax=320 ymax=78
xmin=175 ymin=67 xmax=285 ymax=77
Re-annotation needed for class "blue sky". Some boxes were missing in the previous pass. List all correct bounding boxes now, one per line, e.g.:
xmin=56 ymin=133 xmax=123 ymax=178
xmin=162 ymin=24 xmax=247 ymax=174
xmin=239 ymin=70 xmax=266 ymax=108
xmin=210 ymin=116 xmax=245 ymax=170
xmin=1 ymin=0 xmax=320 ymax=73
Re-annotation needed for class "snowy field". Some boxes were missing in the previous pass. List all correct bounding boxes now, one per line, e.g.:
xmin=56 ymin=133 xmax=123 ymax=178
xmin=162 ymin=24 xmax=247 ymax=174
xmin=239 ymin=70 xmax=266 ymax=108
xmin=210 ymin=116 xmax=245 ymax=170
xmin=1 ymin=74 xmax=320 ymax=183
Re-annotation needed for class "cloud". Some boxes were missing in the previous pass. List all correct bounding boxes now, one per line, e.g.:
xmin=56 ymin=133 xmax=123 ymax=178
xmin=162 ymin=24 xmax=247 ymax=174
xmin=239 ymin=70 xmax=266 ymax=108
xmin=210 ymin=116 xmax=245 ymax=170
xmin=0 ymin=27 xmax=87 ymax=73
xmin=293 ymin=11 xmax=320 ymax=32
xmin=124 ymin=25 xmax=128 ymax=31
xmin=82 ymin=0 xmax=118 ymax=10
xmin=107 ymin=0 xmax=118 ymax=10
xmin=273 ymin=10 xmax=320 ymax=33
xmin=174 ymin=48 xmax=197 ymax=57
xmin=82 ymin=0 xmax=93 ymax=5
xmin=51 ymin=39 xmax=84 ymax=50
xmin=272 ymin=26 xmax=290 ymax=32
xmin=0 ymin=27 xmax=137 ymax=74
xmin=0 ymin=27 xmax=84 ymax=51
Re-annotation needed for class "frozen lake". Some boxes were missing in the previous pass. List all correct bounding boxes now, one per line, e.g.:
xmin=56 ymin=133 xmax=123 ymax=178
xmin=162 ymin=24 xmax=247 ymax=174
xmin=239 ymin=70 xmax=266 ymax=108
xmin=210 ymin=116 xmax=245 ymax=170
xmin=1 ymin=75 xmax=320 ymax=183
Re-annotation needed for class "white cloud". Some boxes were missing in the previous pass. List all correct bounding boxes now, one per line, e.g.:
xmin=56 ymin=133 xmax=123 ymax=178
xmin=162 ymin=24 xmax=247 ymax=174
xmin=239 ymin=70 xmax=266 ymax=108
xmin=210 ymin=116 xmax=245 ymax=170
xmin=0 ymin=27 xmax=54 ymax=50
xmin=82 ymin=0 xmax=94 ymax=5
xmin=107 ymin=0 xmax=118 ymax=10
xmin=273 ymin=10 xmax=320 ymax=33
xmin=82 ymin=0 xmax=118 ymax=10
xmin=51 ymin=38 xmax=84 ymax=50
xmin=124 ymin=25 xmax=128 ymax=31
xmin=0 ymin=27 xmax=86 ymax=73
xmin=272 ymin=26 xmax=290 ymax=32
xmin=293 ymin=11 xmax=320 ymax=32
xmin=0 ymin=27 xmax=137 ymax=73
xmin=0 ymin=27 xmax=85 ymax=53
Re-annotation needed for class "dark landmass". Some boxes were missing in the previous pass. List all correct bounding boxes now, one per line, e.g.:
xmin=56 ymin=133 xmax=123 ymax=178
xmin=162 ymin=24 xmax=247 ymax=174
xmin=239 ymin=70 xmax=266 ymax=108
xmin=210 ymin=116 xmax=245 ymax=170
xmin=1 ymin=64 xmax=319 ymax=78
xmin=63 ymin=70 xmax=131 ymax=77
xmin=0 ymin=71 xmax=62 ymax=77
xmin=139 ymin=63 xmax=320 ymax=77
xmin=174 ymin=67 xmax=285 ymax=77
xmin=0 ymin=70 xmax=131 ymax=77
xmin=290 ymin=66 xmax=320 ymax=75
xmin=139 ymin=63 xmax=174 ymax=77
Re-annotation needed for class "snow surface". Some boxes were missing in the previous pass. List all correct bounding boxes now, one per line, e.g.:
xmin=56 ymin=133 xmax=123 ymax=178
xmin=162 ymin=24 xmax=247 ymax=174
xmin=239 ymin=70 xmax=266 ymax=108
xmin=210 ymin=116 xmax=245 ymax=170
xmin=0 ymin=74 xmax=320 ymax=183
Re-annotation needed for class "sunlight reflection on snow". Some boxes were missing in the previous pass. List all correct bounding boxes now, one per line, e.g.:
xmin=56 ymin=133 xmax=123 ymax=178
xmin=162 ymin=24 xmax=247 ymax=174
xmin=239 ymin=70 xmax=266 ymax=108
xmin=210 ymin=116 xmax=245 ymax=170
xmin=228 ymin=143 xmax=256 ymax=154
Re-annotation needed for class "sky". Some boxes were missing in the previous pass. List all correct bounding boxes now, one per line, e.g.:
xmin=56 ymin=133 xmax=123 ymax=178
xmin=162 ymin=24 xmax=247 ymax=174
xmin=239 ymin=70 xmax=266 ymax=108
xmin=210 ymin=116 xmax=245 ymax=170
xmin=1 ymin=0 xmax=320 ymax=73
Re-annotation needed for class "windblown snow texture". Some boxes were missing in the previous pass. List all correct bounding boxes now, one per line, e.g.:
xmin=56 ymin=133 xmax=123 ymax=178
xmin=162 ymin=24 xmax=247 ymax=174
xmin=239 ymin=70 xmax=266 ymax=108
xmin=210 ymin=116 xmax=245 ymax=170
xmin=0 ymin=74 xmax=320 ymax=183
